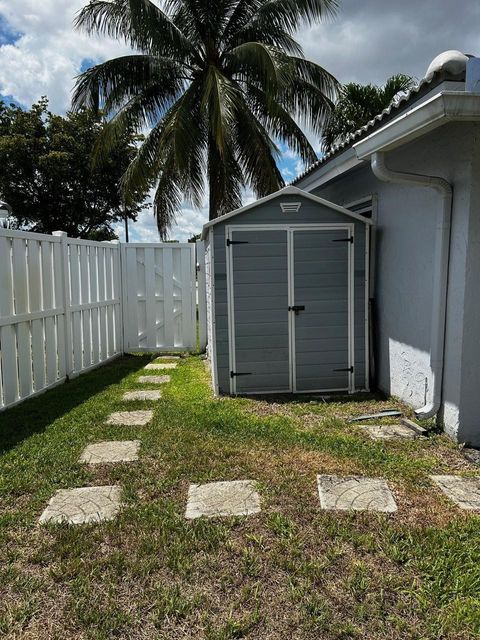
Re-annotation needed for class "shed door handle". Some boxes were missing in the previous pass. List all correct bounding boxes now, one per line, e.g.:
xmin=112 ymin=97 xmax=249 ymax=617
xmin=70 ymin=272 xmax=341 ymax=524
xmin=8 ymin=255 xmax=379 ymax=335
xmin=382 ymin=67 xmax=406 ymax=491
xmin=289 ymin=305 xmax=305 ymax=315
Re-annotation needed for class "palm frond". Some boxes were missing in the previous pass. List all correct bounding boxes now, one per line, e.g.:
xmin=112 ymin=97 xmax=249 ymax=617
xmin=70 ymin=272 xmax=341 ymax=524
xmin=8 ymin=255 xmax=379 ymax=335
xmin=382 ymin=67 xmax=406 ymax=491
xmin=234 ymin=99 xmax=284 ymax=196
xmin=75 ymin=0 xmax=197 ymax=61
xmin=240 ymin=0 xmax=338 ymax=36
xmin=153 ymin=152 xmax=183 ymax=240
xmin=226 ymin=42 xmax=286 ymax=91
xmin=72 ymin=55 xmax=187 ymax=112
xmin=246 ymin=85 xmax=317 ymax=166
xmin=382 ymin=74 xmax=416 ymax=104
xmin=202 ymin=66 xmax=240 ymax=156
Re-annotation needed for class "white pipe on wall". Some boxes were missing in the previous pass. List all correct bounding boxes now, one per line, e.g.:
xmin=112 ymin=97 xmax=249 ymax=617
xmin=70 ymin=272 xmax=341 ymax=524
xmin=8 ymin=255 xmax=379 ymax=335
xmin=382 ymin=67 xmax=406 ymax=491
xmin=371 ymin=152 xmax=453 ymax=420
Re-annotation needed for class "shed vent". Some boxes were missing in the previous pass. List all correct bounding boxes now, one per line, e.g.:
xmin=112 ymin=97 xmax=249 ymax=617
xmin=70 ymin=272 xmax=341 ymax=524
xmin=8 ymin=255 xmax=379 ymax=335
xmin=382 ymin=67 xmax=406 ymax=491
xmin=280 ymin=202 xmax=302 ymax=213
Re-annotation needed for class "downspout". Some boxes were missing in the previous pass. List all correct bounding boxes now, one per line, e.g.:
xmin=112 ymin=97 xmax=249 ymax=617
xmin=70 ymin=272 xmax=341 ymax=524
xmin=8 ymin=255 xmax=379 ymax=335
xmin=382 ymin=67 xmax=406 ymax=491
xmin=371 ymin=152 xmax=453 ymax=420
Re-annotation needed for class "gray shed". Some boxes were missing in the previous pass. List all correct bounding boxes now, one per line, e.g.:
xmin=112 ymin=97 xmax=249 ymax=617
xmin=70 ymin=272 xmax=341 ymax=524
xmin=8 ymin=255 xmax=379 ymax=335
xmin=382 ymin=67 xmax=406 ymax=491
xmin=201 ymin=186 xmax=372 ymax=396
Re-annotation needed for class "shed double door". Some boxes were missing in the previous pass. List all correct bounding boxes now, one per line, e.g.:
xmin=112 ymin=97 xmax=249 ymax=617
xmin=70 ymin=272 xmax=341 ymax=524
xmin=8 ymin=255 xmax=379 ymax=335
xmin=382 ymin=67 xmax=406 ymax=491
xmin=227 ymin=225 xmax=353 ymax=394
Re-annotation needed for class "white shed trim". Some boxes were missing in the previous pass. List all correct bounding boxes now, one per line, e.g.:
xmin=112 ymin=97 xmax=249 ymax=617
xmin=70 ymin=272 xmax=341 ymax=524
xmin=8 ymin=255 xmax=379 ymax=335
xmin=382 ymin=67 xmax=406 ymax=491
xmin=201 ymin=186 xmax=371 ymax=239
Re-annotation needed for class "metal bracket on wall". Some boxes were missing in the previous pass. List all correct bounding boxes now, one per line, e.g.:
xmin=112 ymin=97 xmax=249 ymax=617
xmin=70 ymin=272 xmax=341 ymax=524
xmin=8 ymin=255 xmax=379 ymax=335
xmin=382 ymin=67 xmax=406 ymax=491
xmin=230 ymin=371 xmax=252 ymax=378
xmin=333 ymin=366 xmax=354 ymax=373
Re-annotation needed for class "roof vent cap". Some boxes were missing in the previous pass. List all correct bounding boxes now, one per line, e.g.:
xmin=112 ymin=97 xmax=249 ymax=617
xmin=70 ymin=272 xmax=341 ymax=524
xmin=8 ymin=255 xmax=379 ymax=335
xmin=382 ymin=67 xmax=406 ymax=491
xmin=425 ymin=50 xmax=468 ymax=81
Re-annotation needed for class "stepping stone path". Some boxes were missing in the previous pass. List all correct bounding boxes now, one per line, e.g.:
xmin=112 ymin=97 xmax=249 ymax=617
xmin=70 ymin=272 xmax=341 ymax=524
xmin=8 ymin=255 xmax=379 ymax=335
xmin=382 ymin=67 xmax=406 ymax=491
xmin=430 ymin=475 xmax=480 ymax=510
xmin=79 ymin=440 xmax=140 ymax=464
xmin=43 ymin=357 xmax=473 ymax=526
xmin=185 ymin=480 xmax=261 ymax=519
xmin=39 ymin=361 xmax=172 ymax=525
xmin=138 ymin=375 xmax=171 ymax=384
xmin=144 ymin=362 xmax=177 ymax=370
xmin=123 ymin=390 xmax=162 ymax=401
xmin=107 ymin=410 xmax=153 ymax=426
xmin=156 ymin=355 xmax=180 ymax=360
xmin=39 ymin=486 xmax=123 ymax=525
xmin=361 ymin=423 xmax=419 ymax=440
xmin=317 ymin=474 xmax=397 ymax=513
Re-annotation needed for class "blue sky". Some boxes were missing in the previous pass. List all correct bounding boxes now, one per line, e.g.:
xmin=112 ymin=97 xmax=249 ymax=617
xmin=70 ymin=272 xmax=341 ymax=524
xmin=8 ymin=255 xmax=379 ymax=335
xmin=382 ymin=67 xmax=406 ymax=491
xmin=1 ymin=0 xmax=479 ymax=241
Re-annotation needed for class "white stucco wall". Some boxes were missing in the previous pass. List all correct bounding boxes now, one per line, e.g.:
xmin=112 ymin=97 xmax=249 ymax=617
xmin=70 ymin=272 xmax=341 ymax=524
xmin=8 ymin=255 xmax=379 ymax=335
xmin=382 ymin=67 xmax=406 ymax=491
xmin=303 ymin=121 xmax=480 ymax=445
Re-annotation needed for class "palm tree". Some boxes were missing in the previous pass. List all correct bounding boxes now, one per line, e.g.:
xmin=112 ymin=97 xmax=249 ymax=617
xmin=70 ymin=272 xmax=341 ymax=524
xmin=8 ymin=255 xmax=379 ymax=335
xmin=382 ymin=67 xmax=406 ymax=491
xmin=322 ymin=74 xmax=416 ymax=152
xmin=73 ymin=0 xmax=339 ymax=238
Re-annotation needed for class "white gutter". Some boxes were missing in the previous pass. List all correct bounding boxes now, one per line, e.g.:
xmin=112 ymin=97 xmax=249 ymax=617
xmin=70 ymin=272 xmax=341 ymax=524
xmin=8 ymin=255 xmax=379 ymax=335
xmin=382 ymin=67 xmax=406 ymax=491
xmin=371 ymin=152 xmax=452 ymax=419
xmin=355 ymin=91 xmax=480 ymax=159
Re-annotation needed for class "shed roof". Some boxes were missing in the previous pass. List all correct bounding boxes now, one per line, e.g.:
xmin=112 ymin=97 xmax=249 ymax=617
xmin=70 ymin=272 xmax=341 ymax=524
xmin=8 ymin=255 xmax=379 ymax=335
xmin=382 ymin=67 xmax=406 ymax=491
xmin=201 ymin=186 xmax=371 ymax=239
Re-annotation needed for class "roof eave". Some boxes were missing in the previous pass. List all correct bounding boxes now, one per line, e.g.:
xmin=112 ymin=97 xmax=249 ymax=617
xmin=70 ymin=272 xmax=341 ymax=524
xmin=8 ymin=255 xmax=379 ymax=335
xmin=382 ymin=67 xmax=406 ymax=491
xmin=354 ymin=91 xmax=480 ymax=159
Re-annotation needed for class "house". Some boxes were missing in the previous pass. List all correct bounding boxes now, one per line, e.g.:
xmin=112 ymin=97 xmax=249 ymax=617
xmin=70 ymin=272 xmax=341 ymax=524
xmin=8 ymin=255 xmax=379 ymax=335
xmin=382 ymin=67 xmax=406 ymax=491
xmin=203 ymin=50 xmax=480 ymax=448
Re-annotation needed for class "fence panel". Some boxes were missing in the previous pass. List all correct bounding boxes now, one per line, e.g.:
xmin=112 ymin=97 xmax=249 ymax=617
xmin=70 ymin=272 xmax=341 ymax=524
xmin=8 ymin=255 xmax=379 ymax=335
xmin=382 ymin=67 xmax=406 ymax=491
xmin=122 ymin=243 xmax=196 ymax=351
xmin=0 ymin=230 xmax=66 ymax=410
xmin=0 ymin=229 xmax=122 ymax=411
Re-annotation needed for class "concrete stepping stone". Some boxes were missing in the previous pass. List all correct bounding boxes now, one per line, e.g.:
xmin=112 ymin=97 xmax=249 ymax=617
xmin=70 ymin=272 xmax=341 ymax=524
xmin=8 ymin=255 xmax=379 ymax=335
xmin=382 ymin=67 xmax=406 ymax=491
xmin=317 ymin=475 xmax=397 ymax=513
xmin=106 ymin=410 xmax=153 ymax=426
xmin=360 ymin=423 xmax=419 ymax=440
xmin=123 ymin=390 xmax=162 ymax=401
xmin=155 ymin=355 xmax=180 ymax=360
xmin=430 ymin=475 xmax=480 ymax=510
xmin=185 ymin=480 xmax=261 ymax=520
xmin=39 ymin=486 xmax=122 ymax=525
xmin=79 ymin=440 xmax=140 ymax=464
xmin=138 ymin=375 xmax=171 ymax=385
xmin=144 ymin=362 xmax=177 ymax=370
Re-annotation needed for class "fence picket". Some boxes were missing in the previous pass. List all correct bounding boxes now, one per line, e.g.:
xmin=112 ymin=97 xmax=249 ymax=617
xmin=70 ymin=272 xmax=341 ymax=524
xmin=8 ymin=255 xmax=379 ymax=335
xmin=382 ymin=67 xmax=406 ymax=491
xmin=89 ymin=246 xmax=100 ymax=365
xmin=28 ymin=240 xmax=46 ymax=391
xmin=98 ymin=247 xmax=107 ymax=361
xmin=0 ymin=235 xmax=18 ymax=405
xmin=12 ymin=239 xmax=33 ymax=398
xmin=79 ymin=245 xmax=91 ymax=368
xmin=163 ymin=248 xmax=175 ymax=348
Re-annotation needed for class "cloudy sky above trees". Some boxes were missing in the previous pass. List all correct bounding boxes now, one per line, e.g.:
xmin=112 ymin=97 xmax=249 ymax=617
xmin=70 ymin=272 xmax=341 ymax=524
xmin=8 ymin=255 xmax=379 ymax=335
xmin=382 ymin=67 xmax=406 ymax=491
xmin=1 ymin=0 xmax=479 ymax=240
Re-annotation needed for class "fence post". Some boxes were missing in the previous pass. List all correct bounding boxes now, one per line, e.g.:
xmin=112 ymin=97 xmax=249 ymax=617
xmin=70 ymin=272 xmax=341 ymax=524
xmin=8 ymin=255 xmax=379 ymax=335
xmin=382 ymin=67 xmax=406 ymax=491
xmin=196 ymin=241 xmax=207 ymax=352
xmin=111 ymin=239 xmax=126 ymax=354
xmin=52 ymin=231 xmax=73 ymax=378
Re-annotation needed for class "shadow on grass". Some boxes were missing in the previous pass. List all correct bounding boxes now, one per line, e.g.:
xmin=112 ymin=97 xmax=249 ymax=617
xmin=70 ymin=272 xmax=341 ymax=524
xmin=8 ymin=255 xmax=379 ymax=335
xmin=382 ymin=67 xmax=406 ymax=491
xmin=0 ymin=355 xmax=150 ymax=455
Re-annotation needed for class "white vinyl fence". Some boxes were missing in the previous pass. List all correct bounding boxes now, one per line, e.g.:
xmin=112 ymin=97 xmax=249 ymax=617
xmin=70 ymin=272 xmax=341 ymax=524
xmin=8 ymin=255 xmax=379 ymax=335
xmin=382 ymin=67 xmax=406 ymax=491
xmin=0 ymin=228 xmax=206 ymax=412
xmin=121 ymin=243 xmax=196 ymax=352
xmin=0 ymin=228 xmax=122 ymax=410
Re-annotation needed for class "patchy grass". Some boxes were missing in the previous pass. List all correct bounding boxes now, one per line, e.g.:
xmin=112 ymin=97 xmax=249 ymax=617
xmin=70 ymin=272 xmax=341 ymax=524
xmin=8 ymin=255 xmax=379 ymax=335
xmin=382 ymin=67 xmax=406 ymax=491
xmin=1 ymin=355 xmax=479 ymax=639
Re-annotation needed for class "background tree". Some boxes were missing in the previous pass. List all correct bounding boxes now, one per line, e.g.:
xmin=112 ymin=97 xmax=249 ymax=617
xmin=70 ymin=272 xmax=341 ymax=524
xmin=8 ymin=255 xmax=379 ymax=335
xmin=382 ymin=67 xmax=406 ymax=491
xmin=0 ymin=98 xmax=149 ymax=239
xmin=73 ymin=0 xmax=339 ymax=239
xmin=322 ymin=74 xmax=416 ymax=152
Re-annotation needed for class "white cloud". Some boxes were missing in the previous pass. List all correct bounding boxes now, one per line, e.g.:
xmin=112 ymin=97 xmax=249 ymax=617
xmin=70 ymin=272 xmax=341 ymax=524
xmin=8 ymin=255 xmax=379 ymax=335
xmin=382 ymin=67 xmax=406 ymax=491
xmin=0 ymin=0 xmax=129 ymax=111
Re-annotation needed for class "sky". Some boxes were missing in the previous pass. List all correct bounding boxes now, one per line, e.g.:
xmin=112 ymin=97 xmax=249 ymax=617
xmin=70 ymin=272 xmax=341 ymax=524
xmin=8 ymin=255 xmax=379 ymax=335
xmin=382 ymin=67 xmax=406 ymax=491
xmin=0 ymin=0 xmax=479 ymax=241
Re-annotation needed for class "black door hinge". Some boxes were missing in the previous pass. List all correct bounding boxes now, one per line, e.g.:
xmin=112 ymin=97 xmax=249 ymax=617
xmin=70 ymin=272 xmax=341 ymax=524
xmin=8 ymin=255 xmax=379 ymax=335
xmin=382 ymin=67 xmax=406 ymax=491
xmin=333 ymin=366 xmax=354 ymax=373
xmin=226 ymin=239 xmax=249 ymax=246
xmin=230 ymin=371 xmax=252 ymax=378
xmin=332 ymin=236 xmax=353 ymax=244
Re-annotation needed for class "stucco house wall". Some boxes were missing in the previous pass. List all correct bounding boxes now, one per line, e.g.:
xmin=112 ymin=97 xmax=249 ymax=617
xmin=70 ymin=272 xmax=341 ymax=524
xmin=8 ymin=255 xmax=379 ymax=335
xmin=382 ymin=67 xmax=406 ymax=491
xmin=302 ymin=121 xmax=480 ymax=445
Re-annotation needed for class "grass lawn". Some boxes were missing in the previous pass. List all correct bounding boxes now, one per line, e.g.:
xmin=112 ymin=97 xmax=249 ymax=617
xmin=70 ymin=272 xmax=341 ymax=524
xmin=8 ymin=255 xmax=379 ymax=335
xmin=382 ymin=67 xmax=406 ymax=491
xmin=1 ymin=355 xmax=479 ymax=639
